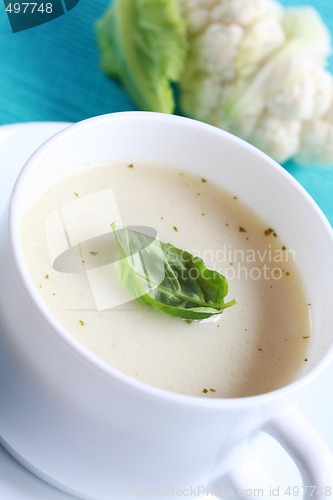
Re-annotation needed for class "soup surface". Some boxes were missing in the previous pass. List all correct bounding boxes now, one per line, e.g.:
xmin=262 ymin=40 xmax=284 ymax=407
xmin=21 ymin=161 xmax=311 ymax=397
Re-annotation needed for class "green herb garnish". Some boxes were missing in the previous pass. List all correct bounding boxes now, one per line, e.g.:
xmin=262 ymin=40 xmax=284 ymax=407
xmin=111 ymin=223 xmax=235 ymax=320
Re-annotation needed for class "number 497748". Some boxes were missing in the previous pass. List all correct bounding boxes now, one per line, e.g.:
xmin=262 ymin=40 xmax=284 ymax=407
xmin=6 ymin=3 xmax=53 ymax=14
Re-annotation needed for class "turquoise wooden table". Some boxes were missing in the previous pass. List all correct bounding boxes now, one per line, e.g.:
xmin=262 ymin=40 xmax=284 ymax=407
xmin=0 ymin=0 xmax=332 ymax=225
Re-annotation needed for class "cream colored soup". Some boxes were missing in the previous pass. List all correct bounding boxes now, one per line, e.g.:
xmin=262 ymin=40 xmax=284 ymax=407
xmin=21 ymin=161 xmax=311 ymax=398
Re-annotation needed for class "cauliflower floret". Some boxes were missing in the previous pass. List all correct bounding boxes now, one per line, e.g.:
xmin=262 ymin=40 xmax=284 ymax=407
xmin=176 ymin=0 xmax=281 ymax=35
xmin=282 ymin=7 xmax=331 ymax=63
xmin=235 ymin=12 xmax=285 ymax=79
xmin=176 ymin=0 xmax=219 ymax=34
xmin=295 ymin=115 xmax=333 ymax=165
xmin=211 ymin=0 xmax=281 ymax=27
xmin=267 ymin=69 xmax=333 ymax=120
xmin=246 ymin=113 xmax=302 ymax=164
xmin=193 ymin=23 xmax=244 ymax=82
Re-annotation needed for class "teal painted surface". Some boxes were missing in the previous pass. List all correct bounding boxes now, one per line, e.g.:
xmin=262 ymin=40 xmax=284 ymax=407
xmin=0 ymin=0 xmax=332 ymax=224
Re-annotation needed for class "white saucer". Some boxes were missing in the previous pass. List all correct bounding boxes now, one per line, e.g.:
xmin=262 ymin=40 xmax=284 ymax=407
xmin=0 ymin=122 xmax=332 ymax=500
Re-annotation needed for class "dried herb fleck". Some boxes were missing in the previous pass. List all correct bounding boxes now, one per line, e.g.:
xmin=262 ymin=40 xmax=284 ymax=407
xmin=239 ymin=226 xmax=246 ymax=232
xmin=202 ymin=388 xmax=208 ymax=394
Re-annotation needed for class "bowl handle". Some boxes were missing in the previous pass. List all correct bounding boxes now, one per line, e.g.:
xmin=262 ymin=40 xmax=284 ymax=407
xmin=222 ymin=406 xmax=333 ymax=499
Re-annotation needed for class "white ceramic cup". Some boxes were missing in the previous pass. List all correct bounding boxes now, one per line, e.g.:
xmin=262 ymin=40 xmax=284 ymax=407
xmin=0 ymin=112 xmax=333 ymax=500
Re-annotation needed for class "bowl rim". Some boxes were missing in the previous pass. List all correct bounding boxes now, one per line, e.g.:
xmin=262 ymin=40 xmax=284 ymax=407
xmin=8 ymin=111 xmax=333 ymax=410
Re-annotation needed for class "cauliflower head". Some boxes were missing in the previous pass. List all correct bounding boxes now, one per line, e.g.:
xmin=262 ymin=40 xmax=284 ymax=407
xmin=177 ymin=0 xmax=333 ymax=165
xmin=97 ymin=0 xmax=333 ymax=166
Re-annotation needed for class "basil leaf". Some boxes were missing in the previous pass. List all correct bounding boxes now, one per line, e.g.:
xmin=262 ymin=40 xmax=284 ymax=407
xmin=111 ymin=222 xmax=235 ymax=320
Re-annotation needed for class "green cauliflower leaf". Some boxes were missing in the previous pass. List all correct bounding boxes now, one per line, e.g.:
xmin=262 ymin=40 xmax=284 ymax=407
xmin=96 ymin=0 xmax=187 ymax=113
